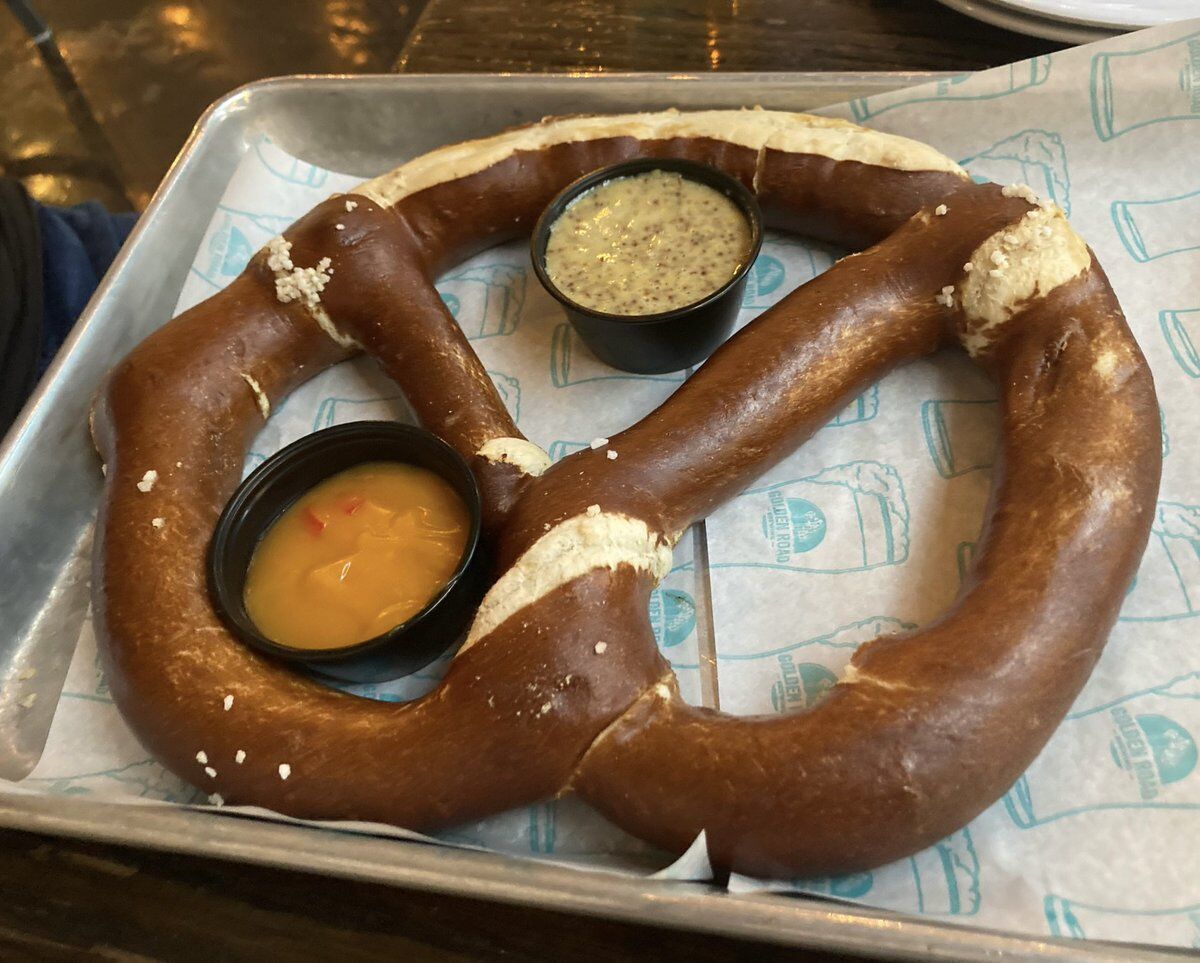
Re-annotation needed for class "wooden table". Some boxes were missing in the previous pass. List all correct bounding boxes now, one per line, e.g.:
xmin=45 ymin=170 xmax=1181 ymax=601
xmin=0 ymin=1 xmax=1067 ymax=958
xmin=398 ymin=0 xmax=1060 ymax=73
xmin=0 ymin=0 xmax=1061 ymax=209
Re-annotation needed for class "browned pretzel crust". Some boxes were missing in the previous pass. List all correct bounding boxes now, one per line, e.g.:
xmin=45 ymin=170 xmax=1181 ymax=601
xmin=90 ymin=110 xmax=1161 ymax=876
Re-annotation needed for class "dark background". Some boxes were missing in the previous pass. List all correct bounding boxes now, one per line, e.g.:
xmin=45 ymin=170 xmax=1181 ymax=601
xmin=0 ymin=1 xmax=1062 ymax=959
xmin=1 ymin=0 xmax=1060 ymax=211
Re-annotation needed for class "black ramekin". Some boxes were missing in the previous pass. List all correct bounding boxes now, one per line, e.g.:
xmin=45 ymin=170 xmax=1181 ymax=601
xmin=208 ymin=422 xmax=486 ymax=684
xmin=531 ymin=157 xmax=763 ymax=375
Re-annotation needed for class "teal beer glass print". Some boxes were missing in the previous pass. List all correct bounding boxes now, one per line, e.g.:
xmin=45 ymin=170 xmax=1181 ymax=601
xmin=908 ymin=829 xmax=981 ymax=916
xmin=1091 ymin=31 xmax=1200 ymax=141
xmin=769 ymin=658 xmax=837 ymax=712
xmin=1160 ymin=309 xmax=1200 ymax=378
xmin=488 ymin=370 xmax=521 ymax=420
xmin=528 ymin=800 xmax=557 ymax=854
xmin=648 ymin=582 xmax=697 ymax=650
xmin=547 ymin=440 xmax=588 ymax=462
xmin=1003 ymin=671 xmax=1200 ymax=828
xmin=960 ymin=130 xmax=1070 ymax=215
xmin=549 ymin=323 xmax=686 ymax=387
xmin=740 ymin=239 xmax=834 ymax=310
xmin=311 ymin=394 xmax=412 ymax=431
xmin=800 ymin=829 xmax=980 ymax=916
xmin=921 ymin=400 xmax=998 ymax=478
xmin=741 ymin=252 xmax=787 ymax=309
xmin=253 ymin=135 xmax=330 ymax=188
xmin=191 ymin=206 xmax=293 ymax=290
xmin=1045 ymin=896 xmax=1200 ymax=946
xmin=436 ymin=263 xmax=526 ymax=339
xmin=850 ymin=58 xmax=1051 ymax=121
xmin=312 ymin=371 xmax=519 ymax=430
xmin=25 ymin=760 xmax=203 ymax=804
xmin=828 ymin=386 xmax=879 ymax=428
xmin=956 ymin=541 xmax=977 ymax=583
xmin=717 ymin=462 xmax=909 ymax=573
xmin=1121 ymin=503 xmax=1200 ymax=623
xmin=1112 ymin=186 xmax=1200 ymax=262
xmin=796 ymin=870 xmax=875 ymax=900
xmin=719 ymin=615 xmax=916 ymax=667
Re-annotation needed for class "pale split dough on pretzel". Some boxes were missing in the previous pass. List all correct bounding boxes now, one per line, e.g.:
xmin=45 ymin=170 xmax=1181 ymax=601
xmin=89 ymin=109 xmax=1159 ymax=877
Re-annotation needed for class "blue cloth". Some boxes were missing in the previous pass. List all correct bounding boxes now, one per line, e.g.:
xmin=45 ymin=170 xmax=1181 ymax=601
xmin=0 ymin=178 xmax=135 ymax=434
xmin=36 ymin=201 xmax=137 ymax=375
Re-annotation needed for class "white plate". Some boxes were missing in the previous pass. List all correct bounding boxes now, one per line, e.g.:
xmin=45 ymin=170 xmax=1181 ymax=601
xmin=987 ymin=0 xmax=1197 ymax=29
xmin=935 ymin=0 xmax=1122 ymax=42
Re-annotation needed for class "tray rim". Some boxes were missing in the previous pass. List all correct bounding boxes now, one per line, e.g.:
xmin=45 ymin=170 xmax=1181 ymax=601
xmin=0 ymin=792 xmax=1178 ymax=962
xmin=2 ymin=71 xmax=1185 ymax=961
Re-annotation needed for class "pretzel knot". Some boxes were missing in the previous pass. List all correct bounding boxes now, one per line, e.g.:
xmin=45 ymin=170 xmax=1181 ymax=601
xmin=91 ymin=110 xmax=1160 ymax=877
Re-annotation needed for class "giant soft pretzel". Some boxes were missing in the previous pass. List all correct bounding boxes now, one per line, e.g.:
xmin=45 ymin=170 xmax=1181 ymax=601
xmin=90 ymin=109 xmax=1161 ymax=877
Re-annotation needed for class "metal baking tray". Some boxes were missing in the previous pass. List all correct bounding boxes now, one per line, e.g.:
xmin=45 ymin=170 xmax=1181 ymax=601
xmin=0 ymin=73 xmax=1187 ymax=961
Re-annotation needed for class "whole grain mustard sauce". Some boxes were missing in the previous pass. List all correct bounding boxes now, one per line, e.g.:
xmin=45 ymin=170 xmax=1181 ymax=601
xmin=544 ymin=169 xmax=752 ymax=316
xmin=243 ymin=462 xmax=469 ymax=650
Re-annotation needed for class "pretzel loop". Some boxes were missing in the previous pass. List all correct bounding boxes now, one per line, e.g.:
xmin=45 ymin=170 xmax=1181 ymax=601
xmin=91 ymin=110 xmax=1160 ymax=876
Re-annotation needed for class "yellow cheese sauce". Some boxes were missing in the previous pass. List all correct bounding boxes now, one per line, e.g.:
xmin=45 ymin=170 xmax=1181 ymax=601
xmin=544 ymin=169 xmax=752 ymax=316
xmin=243 ymin=462 xmax=469 ymax=650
